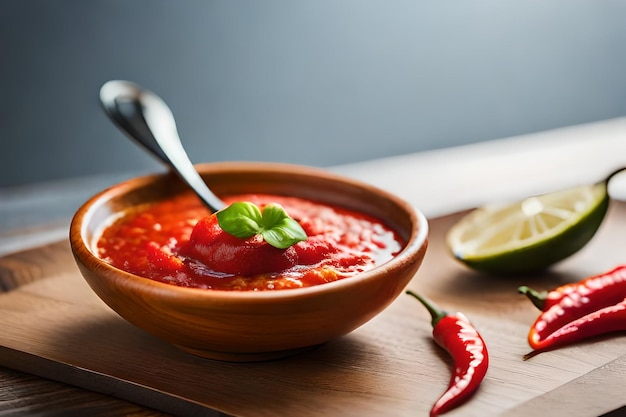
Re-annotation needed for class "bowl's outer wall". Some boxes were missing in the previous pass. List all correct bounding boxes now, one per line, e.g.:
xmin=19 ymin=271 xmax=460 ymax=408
xmin=70 ymin=162 xmax=428 ymax=359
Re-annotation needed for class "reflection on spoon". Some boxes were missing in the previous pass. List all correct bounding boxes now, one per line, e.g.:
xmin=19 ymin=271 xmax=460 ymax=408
xmin=99 ymin=80 xmax=226 ymax=213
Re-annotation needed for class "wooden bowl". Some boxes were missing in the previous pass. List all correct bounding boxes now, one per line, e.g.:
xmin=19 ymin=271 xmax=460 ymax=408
xmin=69 ymin=162 xmax=428 ymax=362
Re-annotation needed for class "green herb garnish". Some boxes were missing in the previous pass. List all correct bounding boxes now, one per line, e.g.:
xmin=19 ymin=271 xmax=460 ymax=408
xmin=216 ymin=202 xmax=307 ymax=249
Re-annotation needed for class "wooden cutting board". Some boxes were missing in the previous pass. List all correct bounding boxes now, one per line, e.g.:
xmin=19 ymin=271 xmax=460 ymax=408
xmin=1 ymin=204 xmax=626 ymax=417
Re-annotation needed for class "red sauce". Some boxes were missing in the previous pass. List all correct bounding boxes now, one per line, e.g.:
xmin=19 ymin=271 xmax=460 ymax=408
xmin=96 ymin=193 xmax=404 ymax=291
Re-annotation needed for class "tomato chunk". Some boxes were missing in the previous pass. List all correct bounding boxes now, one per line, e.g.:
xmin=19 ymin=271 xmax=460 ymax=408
xmin=186 ymin=215 xmax=300 ymax=275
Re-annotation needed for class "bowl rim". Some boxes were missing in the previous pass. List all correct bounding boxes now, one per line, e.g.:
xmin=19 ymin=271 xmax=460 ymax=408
xmin=69 ymin=161 xmax=429 ymax=301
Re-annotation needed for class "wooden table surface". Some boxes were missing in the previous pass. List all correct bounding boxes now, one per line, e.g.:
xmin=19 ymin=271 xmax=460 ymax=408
xmin=2 ymin=117 xmax=626 ymax=416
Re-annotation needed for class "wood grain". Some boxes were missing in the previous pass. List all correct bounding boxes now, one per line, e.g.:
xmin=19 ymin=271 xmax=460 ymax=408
xmin=0 ymin=366 xmax=170 ymax=417
xmin=1 ymin=204 xmax=626 ymax=416
xmin=0 ymin=241 xmax=70 ymax=292
xmin=502 ymin=354 xmax=626 ymax=417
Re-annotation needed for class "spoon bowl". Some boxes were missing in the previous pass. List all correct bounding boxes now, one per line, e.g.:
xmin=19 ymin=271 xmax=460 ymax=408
xmin=99 ymin=80 xmax=225 ymax=212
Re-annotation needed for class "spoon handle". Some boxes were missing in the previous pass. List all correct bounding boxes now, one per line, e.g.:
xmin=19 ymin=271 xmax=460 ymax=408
xmin=100 ymin=80 xmax=225 ymax=212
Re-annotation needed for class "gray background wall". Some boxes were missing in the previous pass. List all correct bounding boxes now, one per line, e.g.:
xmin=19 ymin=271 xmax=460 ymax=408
xmin=2 ymin=1 xmax=626 ymax=187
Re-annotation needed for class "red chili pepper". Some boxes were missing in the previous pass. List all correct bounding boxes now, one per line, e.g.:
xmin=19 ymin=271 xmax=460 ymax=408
xmin=519 ymin=264 xmax=626 ymax=312
xmin=528 ymin=298 xmax=626 ymax=351
xmin=519 ymin=265 xmax=626 ymax=351
xmin=406 ymin=290 xmax=489 ymax=417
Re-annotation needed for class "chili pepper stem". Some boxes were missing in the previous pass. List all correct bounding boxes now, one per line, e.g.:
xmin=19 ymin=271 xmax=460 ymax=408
xmin=406 ymin=290 xmax=447 ymax=327
xmin=518 ymin=286 xmax=547 ymax=311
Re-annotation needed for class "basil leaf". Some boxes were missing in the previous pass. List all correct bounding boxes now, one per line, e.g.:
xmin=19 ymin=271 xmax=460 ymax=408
xmin=260 ymin=204 xmax=308 ymax=249
xmin=216 ymin=202 xmax=263 ymax=238
xmin=216 ymin=201 xmax=307 ymax=249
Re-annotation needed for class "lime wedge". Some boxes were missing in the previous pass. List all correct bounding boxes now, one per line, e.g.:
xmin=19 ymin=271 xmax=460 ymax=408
xmin=446 ymin=182 xmax=610 ymax=274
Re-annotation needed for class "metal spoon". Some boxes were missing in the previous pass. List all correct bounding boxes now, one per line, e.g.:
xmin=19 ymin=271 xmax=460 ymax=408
xmin=99 ymin=80 xmax=226 ymax=212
